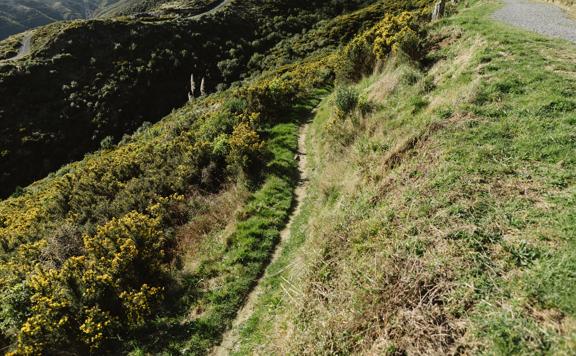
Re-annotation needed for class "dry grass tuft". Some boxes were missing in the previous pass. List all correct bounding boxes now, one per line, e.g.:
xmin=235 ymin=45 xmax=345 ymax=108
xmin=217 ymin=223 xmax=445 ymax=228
xmin=367 ymin=65 xmax=403 ymax=103
xmin=176 ymin=184 xmax=249 ymax=272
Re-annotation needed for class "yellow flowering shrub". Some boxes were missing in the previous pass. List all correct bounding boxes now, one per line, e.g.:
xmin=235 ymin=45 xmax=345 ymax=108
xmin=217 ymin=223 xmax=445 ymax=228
xmin=11 ymin=211 xmax=167 ymax=354
xmin=229 ymin=122 xmax=263 ymax=154
xmin=371 ymin=11 xmax=424 ymax=59
xmin=228 ymin=113 xmax=265 ymax=172
xmin=340 ymin=10 xmax=427 ymax=80
xmin=119 ymin=284 xmax=162 ymax=326
xmin=79 ymin=306 xmax=114 ymax=351
xmin=244 ymin=77 xmax=301 ymax=119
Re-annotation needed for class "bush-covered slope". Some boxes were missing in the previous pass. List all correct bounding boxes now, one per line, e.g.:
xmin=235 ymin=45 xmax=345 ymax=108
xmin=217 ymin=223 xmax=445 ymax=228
xmin=0 ymin=0 xmax=378 ymax=198
xmin=0 ymin=0 xmax=434 ymax=354
xmin=0 ymin=0 xmax=218 ymax=39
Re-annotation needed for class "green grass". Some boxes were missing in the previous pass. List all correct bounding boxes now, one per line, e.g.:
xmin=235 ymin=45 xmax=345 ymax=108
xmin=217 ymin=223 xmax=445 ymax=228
xmin=231 ymin=1 xmax=576 ymax=354
xmin=231 ymin=99 xmax=332 ymax=355
xmin=126 ymin=122 xmax=299 ymax=354
xmin=446 ymin=2 xmax=576 ymax=353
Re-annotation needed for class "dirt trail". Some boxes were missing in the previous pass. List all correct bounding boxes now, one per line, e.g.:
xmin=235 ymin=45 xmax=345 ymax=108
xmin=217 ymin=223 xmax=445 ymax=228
xmin=211 ymin=124 xmax=310 ymax=356
xmin=194 ymin=0 xmax=231 ymax=18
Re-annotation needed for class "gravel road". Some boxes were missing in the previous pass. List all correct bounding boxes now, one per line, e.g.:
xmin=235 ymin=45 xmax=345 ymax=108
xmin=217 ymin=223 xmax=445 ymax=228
xmin=5 ymin=33 xmax=32 ymax=62
xmin=493 ymin=0 xmax=576 ymax=43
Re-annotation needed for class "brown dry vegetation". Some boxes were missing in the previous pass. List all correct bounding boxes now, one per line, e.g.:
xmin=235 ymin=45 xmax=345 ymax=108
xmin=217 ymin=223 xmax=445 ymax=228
xmin=175 ymin=184 xmax=250 ymax=272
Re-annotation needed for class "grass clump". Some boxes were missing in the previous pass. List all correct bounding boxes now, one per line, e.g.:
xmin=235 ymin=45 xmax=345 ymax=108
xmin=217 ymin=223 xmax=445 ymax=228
xmin=334 ymin=85 xmax=359 ymax=119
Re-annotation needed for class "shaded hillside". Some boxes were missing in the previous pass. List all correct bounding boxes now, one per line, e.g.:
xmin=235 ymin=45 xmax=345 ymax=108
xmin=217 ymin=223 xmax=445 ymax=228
xmin=0 ymin=0 xmax=215 ymax=40
xmin=0 ymin=0 xmax=378 ymax=198
xmin=0 ymin=0 xmax=123 ymax=40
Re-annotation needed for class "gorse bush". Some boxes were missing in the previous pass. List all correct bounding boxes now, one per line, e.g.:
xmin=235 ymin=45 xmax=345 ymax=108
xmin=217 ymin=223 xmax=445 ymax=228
xmin=244 ymin=77 xmax=302 ymax=121
xmin=11 ymin=211 xmax=168 ymax=354
xmin=227 ymin=112 xmax=265 ymax=176
xmin=338 ymin=10 xmax=428 ymax=81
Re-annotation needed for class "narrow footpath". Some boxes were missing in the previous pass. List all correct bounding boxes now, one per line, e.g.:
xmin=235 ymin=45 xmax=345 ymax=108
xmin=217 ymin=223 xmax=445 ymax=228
xmin=212 ymin=124 xmax=310 ymax=356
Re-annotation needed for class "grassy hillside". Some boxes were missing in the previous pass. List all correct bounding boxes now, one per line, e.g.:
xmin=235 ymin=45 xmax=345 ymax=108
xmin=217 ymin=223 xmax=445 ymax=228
xmin=0 ymin=0 xmax=434 ymax=354
xmin=0 ymin=0 xmax=217 ymax=40
xmin=225 ymin=1 xmax=576 ymax=354
xmin=3 ymin=0 xmax=573 ymax=354
xmin=0 ymin=0 xmax=379 ymax=198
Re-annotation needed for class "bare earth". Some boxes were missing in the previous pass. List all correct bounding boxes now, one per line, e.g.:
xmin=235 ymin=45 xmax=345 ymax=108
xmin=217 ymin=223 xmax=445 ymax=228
xmin=493 ymin=0 xmax=576 ymax=43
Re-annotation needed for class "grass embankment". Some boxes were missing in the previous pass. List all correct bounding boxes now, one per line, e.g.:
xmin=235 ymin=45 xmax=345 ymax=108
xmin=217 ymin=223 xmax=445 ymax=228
xmin=546 ymin=0 xmax=576 ymax=9
xmin=233 ymin=1 xmax=576 ymax=354
xmin=540 ymin=0 xmax=576 ymax=18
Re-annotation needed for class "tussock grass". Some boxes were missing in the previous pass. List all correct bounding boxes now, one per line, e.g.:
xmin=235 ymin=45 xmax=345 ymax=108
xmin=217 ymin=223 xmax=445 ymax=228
xmin=232 ymin=1 xmax=576 ymax=354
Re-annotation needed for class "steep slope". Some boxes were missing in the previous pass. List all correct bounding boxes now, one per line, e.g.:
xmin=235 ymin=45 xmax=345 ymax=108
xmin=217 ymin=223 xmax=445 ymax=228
xmin=0 ymin=1 xmax=434 ymax=354
xmin=4 ymin=0 xmax=572 ymax=354
xmin=0 ymin=0 xmax=219 ymax=40
xmin=227 ymin=1 xmax=576 ymax=354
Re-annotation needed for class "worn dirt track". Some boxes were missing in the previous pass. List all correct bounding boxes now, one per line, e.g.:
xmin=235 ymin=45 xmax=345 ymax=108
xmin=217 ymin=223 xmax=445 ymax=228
xmin=211 ymin=124 xmax=310 ymax=356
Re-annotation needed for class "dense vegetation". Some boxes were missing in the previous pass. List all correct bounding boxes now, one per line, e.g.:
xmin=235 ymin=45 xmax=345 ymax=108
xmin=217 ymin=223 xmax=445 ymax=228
xmin=0 ymin=0 xmax=434 ymax=354
xmin=0 ymin=0 xmax=216 ymax=40
xmin=97 ymin=0 xmax=218 ymax=17
xmin=0 ymin=0 xmax=378 ymax=198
